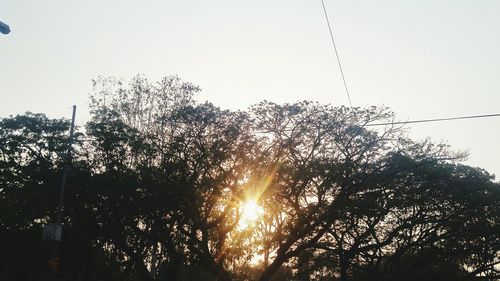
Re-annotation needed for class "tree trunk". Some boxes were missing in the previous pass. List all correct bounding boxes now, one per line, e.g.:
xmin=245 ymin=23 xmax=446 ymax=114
xmin=339 ymin=256 xmax=348 ymax=281
xmin=200 ymin=253 xmax=232 ymax=281
xmin=258 ymin=254 xmax=288 ymax=281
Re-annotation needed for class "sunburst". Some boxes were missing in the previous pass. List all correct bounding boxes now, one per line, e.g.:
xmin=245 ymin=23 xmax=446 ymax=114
xmin=238 ymin=199 xmax=264 ymax=229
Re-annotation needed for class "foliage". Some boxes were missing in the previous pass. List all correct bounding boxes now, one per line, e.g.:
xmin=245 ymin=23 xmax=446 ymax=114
xmin=1 ymin=75 xmax=499 ymax=281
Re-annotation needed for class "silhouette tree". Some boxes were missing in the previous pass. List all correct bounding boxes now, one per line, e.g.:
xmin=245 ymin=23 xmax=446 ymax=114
xmin=1 ymin=76 xmax=498 ymax=281
xmin=249 ymin=101 xmax=498 ymax=281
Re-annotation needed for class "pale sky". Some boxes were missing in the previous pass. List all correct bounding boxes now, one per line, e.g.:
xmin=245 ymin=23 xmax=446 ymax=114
xmin=1 ymin=0 xmax=499 ymax=178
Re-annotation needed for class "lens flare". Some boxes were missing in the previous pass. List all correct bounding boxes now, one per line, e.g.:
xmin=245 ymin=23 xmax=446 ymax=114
xmin=239 ymin=199 xmax=264 ymax=229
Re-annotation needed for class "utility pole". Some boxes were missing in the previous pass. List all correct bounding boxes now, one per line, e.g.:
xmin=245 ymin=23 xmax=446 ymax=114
xmin=44 ymin=105 xmax=77 ymax=279
xmin=55 ymin=105 xmax=77 ymax=229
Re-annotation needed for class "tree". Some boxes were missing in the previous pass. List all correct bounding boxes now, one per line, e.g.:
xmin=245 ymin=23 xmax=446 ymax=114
xmin=248 ymin=101 xmax=499 ymax=281
xmin=82 ymin=75 xmax=261 ymax=281
xmin=0 ymin=113 xmax=69 ymax=279
xmin=1 ymin=75 xmax=498 ymax=281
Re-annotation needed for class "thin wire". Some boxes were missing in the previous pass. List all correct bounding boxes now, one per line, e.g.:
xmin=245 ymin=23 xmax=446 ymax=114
xmin=365 ymin=113 xmax=500 ymax=127
xmin=251 ymin=113 xmax=500 ymax=134
xmin=321 ymin=0 xmax=353 ymax=107
xmin=76 ymin=112 xmax=500 ymax=140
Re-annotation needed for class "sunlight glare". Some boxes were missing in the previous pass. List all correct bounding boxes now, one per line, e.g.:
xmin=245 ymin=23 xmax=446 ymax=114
xmin=239 ymin=199 xmax=264 ymax=229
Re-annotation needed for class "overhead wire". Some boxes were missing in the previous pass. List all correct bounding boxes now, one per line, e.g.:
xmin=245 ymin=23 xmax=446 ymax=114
xmin=251 ymin=113 xmax=500 ymax=134
xmin=365 ymin=113 xmax=500 ymax=127
xmin=321 ymin=0 xmax=353 ymax=107
xmin=318 ymin=2 xmax=499 ymax=129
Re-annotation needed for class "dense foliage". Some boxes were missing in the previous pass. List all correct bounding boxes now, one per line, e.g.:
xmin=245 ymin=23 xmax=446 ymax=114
xmin=1 ymin=76 xmax=499 ymax=281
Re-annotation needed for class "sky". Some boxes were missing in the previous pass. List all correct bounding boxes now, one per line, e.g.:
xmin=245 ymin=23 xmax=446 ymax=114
xmin=1 ymin=0 xmax=499 ymax=178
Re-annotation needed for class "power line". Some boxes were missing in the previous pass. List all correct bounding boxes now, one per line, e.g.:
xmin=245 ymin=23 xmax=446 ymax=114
xmin=251 ymin=113 xmax=500 ymax=134
xmin=321 ymin=0 xmax=352 ymax=107
xmin=366 ymin=113 xmax=500 ymax=127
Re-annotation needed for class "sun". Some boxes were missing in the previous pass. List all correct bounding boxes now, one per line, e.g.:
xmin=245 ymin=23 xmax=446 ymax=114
xmin=238 ymin=199 xmax=264 ymax=229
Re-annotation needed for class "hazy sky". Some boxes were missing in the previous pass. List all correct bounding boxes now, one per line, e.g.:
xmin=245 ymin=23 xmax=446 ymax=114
xmin=1 ymin=0 xmax=499 ymax=178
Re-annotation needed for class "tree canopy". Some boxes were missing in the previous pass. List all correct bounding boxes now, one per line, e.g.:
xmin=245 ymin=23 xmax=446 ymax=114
xmin=1 ymin=75 xmax=499 ymax=281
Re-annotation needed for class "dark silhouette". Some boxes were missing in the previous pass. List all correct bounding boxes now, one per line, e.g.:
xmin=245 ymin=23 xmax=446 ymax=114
xmin=1 ymin=75 xmax=498 ymax=281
